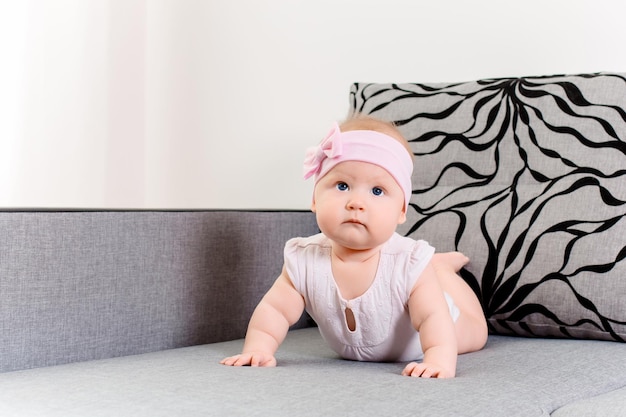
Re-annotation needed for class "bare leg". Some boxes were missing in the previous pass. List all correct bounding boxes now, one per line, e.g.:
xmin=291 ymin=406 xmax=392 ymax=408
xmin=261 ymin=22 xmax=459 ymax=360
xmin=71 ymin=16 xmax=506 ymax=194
xmin=431 ymin=253 xmax=488 ymax=354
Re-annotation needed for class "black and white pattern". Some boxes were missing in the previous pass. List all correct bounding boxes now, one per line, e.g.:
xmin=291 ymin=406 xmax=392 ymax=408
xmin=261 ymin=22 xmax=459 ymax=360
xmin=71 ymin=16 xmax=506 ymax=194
xmin=350 ymin=73 xmax=626 ymax=341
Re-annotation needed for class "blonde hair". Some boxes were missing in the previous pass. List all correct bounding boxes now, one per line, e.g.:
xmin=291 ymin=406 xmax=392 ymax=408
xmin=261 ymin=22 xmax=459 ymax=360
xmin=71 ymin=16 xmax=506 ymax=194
xmin=339 ymin=114 xmax=413 ymax=157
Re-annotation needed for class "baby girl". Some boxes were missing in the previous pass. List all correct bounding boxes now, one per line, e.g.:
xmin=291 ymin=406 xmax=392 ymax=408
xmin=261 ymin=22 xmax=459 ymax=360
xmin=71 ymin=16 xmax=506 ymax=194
xmin=221 ymin=115 xmax=487 ymax=377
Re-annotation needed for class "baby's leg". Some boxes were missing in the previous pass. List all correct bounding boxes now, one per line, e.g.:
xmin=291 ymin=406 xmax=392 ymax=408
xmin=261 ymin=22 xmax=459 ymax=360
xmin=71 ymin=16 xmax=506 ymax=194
xmin=431 ymin=253 xmax=488 ymax=354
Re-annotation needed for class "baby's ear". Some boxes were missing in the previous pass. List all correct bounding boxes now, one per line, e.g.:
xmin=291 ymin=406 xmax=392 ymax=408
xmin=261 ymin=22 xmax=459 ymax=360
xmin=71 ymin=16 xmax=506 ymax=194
xmin=397 ymin=206 xmax=407 ymax=225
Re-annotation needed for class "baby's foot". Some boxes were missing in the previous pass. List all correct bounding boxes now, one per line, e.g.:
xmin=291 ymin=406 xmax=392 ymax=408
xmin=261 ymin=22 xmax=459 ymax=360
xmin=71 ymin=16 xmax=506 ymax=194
xmin=432 ymin=252 xmax=469 ymax=273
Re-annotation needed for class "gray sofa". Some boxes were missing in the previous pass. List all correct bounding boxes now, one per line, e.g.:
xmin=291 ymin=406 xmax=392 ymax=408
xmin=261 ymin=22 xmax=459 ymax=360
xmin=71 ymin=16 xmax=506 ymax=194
xmin=2 ymin=72 xmax=626 ymax=416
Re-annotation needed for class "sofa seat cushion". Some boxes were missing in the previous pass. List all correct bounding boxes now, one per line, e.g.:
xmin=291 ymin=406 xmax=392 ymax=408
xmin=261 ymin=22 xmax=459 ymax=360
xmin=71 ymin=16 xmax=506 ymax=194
xmin=1 ymin=328 xmax=626 ymax=417
xmin=350 ymin=73 xmax=626 ymax=342
xmin=551 ymin=386 xmax=626 ymax=417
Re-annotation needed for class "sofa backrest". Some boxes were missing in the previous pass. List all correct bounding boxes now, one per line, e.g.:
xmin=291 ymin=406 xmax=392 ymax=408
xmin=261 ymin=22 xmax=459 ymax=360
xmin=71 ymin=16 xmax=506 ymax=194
xmin=0 ymin=210 xmax=318 ymax=372
xmin=350 ymin=73 xmax=626 ymax=342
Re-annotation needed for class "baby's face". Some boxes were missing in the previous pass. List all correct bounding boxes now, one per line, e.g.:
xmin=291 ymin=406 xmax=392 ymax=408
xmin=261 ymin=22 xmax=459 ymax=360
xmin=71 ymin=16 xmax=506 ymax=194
xmin=312 ymin=161 xmax=407 ymax=251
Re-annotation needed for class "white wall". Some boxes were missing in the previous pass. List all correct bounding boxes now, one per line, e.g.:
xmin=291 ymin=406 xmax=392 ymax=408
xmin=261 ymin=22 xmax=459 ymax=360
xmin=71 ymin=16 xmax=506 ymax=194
xmin=1 ymin=0 xmax=625 ymax=209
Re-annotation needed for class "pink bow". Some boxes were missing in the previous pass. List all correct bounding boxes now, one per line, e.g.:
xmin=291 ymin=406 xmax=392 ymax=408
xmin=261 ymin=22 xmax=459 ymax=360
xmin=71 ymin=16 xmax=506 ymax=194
xmin=303 ymin=123 xmax=343 ymax=179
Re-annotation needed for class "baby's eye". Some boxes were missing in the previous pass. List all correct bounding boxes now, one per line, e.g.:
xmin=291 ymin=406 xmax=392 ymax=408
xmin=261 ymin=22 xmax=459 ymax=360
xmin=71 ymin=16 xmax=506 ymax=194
xmin=372 ymin=187 xmax=384 ymax=196
xmin=336 ymin=182 xmax=349 ymax=191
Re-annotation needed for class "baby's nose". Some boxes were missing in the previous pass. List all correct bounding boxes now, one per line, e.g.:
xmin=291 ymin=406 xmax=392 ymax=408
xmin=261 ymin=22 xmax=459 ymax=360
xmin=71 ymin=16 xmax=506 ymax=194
xmin=347 ymin=196 xmax=365 ymax=210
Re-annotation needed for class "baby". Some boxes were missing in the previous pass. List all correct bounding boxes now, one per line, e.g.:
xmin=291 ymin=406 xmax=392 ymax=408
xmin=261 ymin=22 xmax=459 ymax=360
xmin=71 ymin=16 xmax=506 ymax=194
xmin=221 ymin=115 xmax=487 ymax=378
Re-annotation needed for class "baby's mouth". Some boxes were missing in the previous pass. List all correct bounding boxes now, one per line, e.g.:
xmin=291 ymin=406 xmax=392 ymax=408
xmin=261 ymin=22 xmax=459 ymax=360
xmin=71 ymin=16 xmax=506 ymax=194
xmin=345 ymin=219 xmax=364 ymax=226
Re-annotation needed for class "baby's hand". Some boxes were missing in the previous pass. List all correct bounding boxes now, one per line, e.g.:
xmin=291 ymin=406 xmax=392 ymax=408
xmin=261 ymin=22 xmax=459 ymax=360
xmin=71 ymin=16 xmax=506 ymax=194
xmin=401 ymin=361 xmax=454 ymax=378
xmin=220 ymin=352 xmax=277 ymax=367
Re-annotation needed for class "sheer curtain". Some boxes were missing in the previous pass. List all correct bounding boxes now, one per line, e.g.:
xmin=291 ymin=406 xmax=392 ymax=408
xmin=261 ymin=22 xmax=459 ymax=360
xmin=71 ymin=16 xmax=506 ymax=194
xmin=0 ymin=0 xmax=147 ymax=207
xmin=2 ymin=0 xmax=623 ymax=209
xmin=0 ymin=0 xmax=320 ymax=209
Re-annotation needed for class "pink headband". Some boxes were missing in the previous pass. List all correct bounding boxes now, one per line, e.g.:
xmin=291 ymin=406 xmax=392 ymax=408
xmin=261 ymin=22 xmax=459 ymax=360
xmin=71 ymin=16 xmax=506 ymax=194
xmin=303 ymin=122 xmax=413 ymax=209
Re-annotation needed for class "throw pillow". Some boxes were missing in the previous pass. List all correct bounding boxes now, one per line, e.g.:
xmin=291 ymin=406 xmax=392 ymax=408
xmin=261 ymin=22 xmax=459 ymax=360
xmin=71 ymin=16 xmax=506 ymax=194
xmin=350 ymin=73 xmax=626 ymax=342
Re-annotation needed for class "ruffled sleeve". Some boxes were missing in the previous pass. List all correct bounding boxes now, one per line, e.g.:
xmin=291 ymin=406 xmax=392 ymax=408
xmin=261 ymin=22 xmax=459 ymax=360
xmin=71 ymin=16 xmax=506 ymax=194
xmin=404 ymin=239 xmax=435 ymax=296
xmin=283 ymin=237 xmax=304 ymax=294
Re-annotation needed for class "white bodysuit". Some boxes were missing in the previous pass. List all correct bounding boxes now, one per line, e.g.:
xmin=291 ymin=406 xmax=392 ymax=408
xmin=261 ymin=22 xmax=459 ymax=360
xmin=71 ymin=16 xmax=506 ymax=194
xmin=284 ymin=232 xmax=460 ymax=362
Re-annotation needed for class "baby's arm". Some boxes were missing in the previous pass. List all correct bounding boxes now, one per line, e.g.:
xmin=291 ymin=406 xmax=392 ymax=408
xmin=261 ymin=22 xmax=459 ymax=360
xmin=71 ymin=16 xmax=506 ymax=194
xmin=220 ymin=266 xmax=305 ymax=367
xmin=403 ymin=263 xmax=458 ymax=378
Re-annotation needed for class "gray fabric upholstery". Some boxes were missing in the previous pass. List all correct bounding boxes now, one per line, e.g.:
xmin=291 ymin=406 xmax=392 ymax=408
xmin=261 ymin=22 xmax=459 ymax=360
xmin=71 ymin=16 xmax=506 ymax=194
xmin=0 ymin=210 xmax=318 ymax=373
xmin=350 ymin=73 xmax=626 ymax=342
xmin=551 ymin=386 xmax=626 ymax=416
xmin=2 ymin=328 xmax=626 ymax=417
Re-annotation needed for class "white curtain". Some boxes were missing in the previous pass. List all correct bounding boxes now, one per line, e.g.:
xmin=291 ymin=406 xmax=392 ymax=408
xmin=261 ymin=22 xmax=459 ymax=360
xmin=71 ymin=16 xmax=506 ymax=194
xmin=0 ymin=0 xmax=265 ymax=209
xmin=0 ymin=0 xmax=326 ymax=209
xmin=1 ymin=0 xmax=623 ymax=209
xmin=0 ymin=0 xmax=147 ymax=207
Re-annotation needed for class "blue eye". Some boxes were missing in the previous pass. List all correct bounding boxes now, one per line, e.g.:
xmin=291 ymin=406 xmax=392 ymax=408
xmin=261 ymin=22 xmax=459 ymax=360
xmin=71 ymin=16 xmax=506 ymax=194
xmin=336 ymin=182 xmax=349 ymax=191
xmin=372 ymin=187 xmax=384 ymax=196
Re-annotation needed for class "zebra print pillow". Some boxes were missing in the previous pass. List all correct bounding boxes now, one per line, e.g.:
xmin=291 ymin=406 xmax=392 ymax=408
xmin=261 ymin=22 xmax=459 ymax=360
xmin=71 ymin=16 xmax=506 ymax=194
xmin=350 ymin=73 xmax=626 ymax=342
